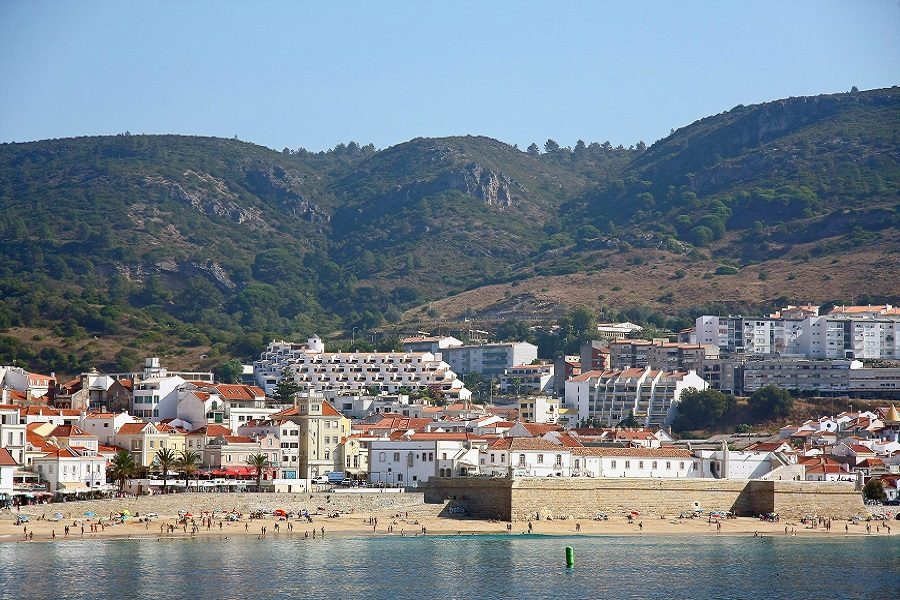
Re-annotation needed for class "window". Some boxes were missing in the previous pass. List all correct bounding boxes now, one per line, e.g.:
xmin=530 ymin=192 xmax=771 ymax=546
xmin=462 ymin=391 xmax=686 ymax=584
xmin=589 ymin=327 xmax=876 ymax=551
xmin=611 ymin=460 xmax=617 ymax=468
xmin=537 ymin=454 xmax=544 ymax=464
xmin=518 ymin=454 xmax=526 ymax=466
xmin=393 ymin=452 xmax=400 ymax=461
xmin=624 ymin=461 xmax=630 ymax=469
xmin=555 ymin=454 xmax=562 ymax=466
xmin=501 ymin=454 xmax=506 ymax=463
xmin=442 ymin=453 xmax=447 ymax=460
xmin=324 ymin=451 xmax=330 ymax=460
xmin=428 ymin=452 xmax=433 ymax=461
xmin=680 ymin=462 xmax=685 ymax=469
xmin=639 ymin=461 xmax=644 ymax=469
xmin=490 ymin=454 xmax=495 ymax=462
xmin=652 ymin=461 xmax=657 ymax=469
xmin=666 ymin=462 xmax=671 ymax=470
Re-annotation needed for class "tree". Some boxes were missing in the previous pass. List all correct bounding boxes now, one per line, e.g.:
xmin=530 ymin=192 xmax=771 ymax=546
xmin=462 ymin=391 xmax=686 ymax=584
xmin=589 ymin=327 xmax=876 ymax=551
xmin=526 ymin=143 xmax=540 ymax=155
xmin=749 ymin=386 xmax=794 ymax=419
xmin=155 ymin=447 xmax=177 ymax=494
xmin=863 ymin=478 xmax=886 ymax=502
xmin=544 ymin=139 xmax=561 ymax=154
xmin=176 ymin=450 xmax=201 ymax=490
xmin=114 ymin=348 xmax=140 ymax=372
xmin=672 ymin=388 xmax=736 ymax=432
xmin=109 ymin=450 xmax=136 ymax=493
xmin=617 ymin=412 xmax=640 ymax=428
xmin=248 ymin=453 xmax=269 ymax=491
xmin=216 ymin=359 xmax=243 ymax=384
xmin=274 ymin=377 xmax=301 ymax=404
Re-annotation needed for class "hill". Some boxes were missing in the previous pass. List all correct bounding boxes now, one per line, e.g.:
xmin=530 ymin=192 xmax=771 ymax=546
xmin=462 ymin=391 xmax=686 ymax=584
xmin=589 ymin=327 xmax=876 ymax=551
xmin=0 ymin=87 xmax=898 ymax=375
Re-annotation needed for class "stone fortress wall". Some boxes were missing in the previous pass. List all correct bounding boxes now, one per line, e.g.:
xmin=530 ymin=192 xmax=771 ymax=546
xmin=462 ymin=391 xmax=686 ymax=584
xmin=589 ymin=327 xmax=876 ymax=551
xmin=424 ymin=477 xmax=866 ymax=521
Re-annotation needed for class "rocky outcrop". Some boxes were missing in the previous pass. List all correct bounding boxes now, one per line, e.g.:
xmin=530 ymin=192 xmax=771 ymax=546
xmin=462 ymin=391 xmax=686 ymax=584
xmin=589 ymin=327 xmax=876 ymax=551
xmin=394 ymin=163 xmax=525 ymax=208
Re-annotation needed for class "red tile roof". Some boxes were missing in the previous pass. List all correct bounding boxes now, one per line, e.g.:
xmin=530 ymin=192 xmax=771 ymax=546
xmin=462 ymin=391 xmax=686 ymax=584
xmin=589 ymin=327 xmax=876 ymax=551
xmin=0 ymin=448 xmax=18 ymax=466
xmin=489 ymin=438 xmax=566 ymax=451
xmin=571 ymin=446 xmax=692 ymax=458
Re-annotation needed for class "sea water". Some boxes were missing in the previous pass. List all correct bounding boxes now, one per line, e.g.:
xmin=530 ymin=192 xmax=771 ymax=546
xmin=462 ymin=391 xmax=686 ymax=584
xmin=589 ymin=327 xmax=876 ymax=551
xmin=1 ymin=534 xmax=897 ymax=599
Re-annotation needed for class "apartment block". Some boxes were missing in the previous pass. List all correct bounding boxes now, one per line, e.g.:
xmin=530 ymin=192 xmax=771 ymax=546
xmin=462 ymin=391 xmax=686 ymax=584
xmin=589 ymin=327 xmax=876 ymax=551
xmin=499 ymin=363 xmax=554 ymax=395
xmin=254 ymin=337 xmax=470 ymax=400
xmin=566 ymin=367 xmax=708 ymax=427
xmin=441 ymin=342 xmax=538 ymax=379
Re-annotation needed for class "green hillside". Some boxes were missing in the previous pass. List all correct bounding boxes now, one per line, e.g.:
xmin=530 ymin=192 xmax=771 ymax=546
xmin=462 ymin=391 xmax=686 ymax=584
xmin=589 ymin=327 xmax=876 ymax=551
xmin=0 ymin=87 xmax=898 ymax=375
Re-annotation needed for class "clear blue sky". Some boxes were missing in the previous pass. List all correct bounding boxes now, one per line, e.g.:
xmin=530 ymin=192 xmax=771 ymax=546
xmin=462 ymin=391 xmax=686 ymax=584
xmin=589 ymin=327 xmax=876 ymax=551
xmin=1 ymin=0 xmax=898 ymax=152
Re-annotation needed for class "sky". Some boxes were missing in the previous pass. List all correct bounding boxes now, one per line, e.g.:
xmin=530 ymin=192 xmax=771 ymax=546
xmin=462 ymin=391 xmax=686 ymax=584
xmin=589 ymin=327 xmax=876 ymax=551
xmin=1 ymin=0 xmax=898 ymax=152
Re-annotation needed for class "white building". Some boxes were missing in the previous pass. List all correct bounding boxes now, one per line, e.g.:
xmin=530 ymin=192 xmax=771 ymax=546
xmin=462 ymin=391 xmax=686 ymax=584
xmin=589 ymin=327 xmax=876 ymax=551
xmin=132 ymin=375 xmax=185 ymax=420
xmin=254 ymin=337 xmax=470 ymax=400
xmin=571 ymin=447 xmax=695 ymax=478
xmin=517 ymin=396 xmax=561 ymax=424
xmin=0 ymin=366 xmax=53 ymax=398
xmin=596 ymin=322 xmax=644 ymax=341
xmin=400 ymin=335 xmax=464 ymax=355
xmin=695 ymin=311 xmax=900 ymax=360
xmin=78 ymin=412 xmax=138 ymax=446
xmin=0 ymin=405 xmax=26 ymax=465
xmin=442 ymin=342 xmax=538 ymax=379
xmin=368 ymin=433 xmax=484 ymax=485
xmin=481 ymin=437 xmax=572 ymax=477
xmin=566 ymin=367 xmax=708 ymax=427
xmin=692 ymin=442 xmax=797 ymax=479
xmin=32 ymin=446 xmax=107 ymax=497
xmin=500 ymin=363 xmax=554 ymax=394
xmin=0 ymin=448 xmax=17 ymax=500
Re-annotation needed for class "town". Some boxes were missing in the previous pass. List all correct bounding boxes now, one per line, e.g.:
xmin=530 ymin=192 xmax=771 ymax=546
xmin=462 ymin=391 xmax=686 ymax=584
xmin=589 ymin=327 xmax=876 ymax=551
xmin=1 ymin=302 xmax=898 ymax=513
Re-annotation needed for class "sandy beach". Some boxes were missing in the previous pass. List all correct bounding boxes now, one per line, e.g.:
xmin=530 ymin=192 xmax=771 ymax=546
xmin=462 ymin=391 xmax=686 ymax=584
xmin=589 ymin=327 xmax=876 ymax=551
xmin=1 ymin=492 xmax=895 ymax=543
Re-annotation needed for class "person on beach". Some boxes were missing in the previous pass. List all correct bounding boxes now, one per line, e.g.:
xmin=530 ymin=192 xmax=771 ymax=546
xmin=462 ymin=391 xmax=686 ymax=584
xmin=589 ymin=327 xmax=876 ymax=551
xmin=639 ymin=522 xmax=644 ymax=532
xmin=575 ymin=522 xmax=581 ymax=532
xmin=527 ymin=521 xmax=532 ymax=534
xmin=320 ymin=527 xmax=324 ymax=538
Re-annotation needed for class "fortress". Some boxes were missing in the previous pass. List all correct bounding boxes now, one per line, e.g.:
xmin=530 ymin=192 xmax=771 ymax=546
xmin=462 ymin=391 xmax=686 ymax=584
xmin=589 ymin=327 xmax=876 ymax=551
xmin=424 ymin=477 xmax=866 ymax=520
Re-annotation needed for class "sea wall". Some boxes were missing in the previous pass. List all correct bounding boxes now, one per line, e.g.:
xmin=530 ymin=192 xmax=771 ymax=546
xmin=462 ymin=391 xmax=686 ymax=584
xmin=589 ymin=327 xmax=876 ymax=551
xmin=423 ymin=477 xmax=865 ymax=520
xmin=424 ymin=478 xmax=514 ymax=520
xmin=5 ymin=491 xmax=435 ymax=521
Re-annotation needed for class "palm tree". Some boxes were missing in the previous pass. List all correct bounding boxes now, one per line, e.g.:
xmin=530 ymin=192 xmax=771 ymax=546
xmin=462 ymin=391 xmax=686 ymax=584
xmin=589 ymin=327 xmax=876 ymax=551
xmin=176 ymin=450 xmax=201 ymax=491
xmin=109 ymin=450 xmax=136 ymax=493
xmin=248 ymin=453 xmax=269 ymax=492
xmin=155 ymin=447 xmax=177 ymax=494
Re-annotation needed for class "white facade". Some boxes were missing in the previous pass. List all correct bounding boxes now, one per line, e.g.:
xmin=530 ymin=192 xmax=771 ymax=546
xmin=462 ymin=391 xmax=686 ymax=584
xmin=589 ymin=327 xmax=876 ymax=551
xmin=255 ymin=338 xmax=470 ymax=400
xmin=518 ymin=396 xmax=560 ymax=424
xmin=442 ymin=342 xmax=538 ymax=379
xmin=482 ymin=438 xmax=572 ymax=477
xmin=369 ymin=436 xmax=482 ymax=485
xmin=500 ymin=364 xmax=554 ymax=394
xmin=32 ymin=448 xmax=107 ymax=495
xmin=78 ymin=412 xmax=137 ymax=445
xmin=693 ymin=447 xmax=795 ymax=479
xmin=571 ymin=448 xmax=695 ymax=478
xmin=0 ymin=406 xmax=26 ymax=465
xmin=696 ymin=314 xmax=900 ymax=360
xmin=567 ymin=367 xmax=708 ymax=427
xmin=132 ymin=375 xmax=185 ymax=420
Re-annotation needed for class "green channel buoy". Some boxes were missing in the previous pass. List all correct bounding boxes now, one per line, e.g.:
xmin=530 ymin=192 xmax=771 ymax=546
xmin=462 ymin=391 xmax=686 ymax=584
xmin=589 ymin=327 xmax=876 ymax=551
xmin=565 ymin=546 xmax=574 ymax=568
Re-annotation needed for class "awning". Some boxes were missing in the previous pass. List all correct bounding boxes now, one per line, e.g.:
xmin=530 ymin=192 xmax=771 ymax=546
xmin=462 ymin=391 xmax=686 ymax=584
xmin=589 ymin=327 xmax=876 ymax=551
xmin=57 ymin=482 xmax=89 ymax=493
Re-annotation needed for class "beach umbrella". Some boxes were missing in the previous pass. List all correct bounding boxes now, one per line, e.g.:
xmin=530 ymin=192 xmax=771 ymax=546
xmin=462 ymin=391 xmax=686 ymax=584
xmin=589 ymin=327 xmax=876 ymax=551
xmin=84 ymin=511 xmax=96 ymax=517
xmin=53 ymin=512 xmax=64 ymax=520
xmin=121 ymin=509 xmax=130 ymax=516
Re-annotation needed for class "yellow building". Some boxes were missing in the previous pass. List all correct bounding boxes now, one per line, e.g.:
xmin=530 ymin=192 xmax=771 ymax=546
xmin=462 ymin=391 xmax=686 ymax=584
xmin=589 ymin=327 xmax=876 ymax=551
xmin=283 ymin=397 xmax=350 ymax=479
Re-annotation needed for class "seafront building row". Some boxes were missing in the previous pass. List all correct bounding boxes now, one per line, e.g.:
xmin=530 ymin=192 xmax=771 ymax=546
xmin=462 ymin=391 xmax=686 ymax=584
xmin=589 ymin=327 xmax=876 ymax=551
xmin=1 ymin=311 xmax=899 ymax=505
